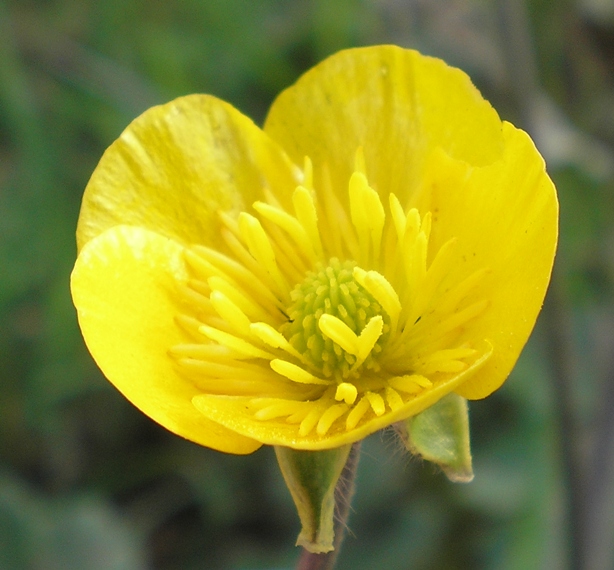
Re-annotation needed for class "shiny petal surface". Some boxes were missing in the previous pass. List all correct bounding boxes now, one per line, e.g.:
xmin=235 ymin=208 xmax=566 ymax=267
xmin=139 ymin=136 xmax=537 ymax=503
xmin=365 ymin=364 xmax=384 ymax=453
xmin=264 ymin=45 xmax=503 ymax=204
xmin=77 ymin=95 xmax=298 ymax=252
xmin=418 ymin=124 xmax=558 ymax=399
xmin=71 ymin=225 xmax=261 ymax=454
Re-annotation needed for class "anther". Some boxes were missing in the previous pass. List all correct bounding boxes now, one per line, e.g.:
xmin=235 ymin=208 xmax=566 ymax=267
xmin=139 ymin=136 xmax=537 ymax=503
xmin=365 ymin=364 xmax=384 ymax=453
xmin=335 ymin=382 xmax=358 ymax=405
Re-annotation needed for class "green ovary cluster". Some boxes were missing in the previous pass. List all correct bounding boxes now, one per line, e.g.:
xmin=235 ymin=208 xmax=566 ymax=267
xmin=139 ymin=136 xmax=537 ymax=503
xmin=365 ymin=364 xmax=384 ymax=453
xmin=282 ymin=258 xmax=389 ymax=381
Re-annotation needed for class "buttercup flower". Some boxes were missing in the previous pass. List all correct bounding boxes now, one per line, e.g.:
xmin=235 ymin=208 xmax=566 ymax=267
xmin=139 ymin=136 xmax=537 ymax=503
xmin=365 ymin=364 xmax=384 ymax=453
xmin=71 ymin=46 xmax=558 ymax=456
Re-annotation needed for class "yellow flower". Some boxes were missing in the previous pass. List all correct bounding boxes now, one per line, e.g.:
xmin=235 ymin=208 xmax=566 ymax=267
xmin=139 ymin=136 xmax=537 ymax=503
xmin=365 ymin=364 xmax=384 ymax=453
xmin=71 ymin=46 xmax=558 ymax=455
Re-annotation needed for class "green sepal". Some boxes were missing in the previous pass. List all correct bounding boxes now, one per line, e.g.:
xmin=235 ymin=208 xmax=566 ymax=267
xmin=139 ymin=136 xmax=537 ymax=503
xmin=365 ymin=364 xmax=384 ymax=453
xmin=402 ymin=392 xmax=474 ymax=482
xmin=274 ymin=444 xmax=351 ymax=553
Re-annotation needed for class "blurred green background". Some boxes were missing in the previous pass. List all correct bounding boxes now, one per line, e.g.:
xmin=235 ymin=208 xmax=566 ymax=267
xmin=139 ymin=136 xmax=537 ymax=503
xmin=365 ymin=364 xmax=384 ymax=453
xmin=1 ymin=0 xmax=614 ymax=568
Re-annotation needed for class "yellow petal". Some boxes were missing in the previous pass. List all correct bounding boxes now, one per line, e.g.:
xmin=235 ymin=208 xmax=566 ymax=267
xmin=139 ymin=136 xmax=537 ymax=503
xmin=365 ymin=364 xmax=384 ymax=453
xmin=77 ymin=95 xmax=298 ymax=252
xmin=419 ymin=124 xmax=558 ymax=399
xmin=192 ymin=342 xmax=492 ymax=450
xmin=264 ymin=46 xmax=503 ymax=205
xmin=71 ymin=225 xmax=261 ymax=454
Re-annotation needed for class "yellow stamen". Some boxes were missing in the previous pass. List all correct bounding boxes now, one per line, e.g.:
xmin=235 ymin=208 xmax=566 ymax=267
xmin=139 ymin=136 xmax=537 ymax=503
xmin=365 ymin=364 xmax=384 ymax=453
xmin=253 ymin=201 xmax=316 ymax=263
xmin=319 ymin=164 xmax=360 ymax=259
xmin=254 ymin=401 xmax=306 ymax=421
xmin=220 ymin=226 xmax=285 ymax=303
xmin=348 ymin=171 xmax=385 ymax=262
xmin=168 ymin=343 xmax=234 ymax=361
xmin=421 ymin=360 xmax=467 ymax=375
xmin=208 ymin=275 xmax=270 ymax=322
xmin=385 ymin=386 xmax=404 ymax=411
xmin=209 ymin=290 xmax=252 ymax=336
xmin=258 ymin=220 xmax=307 ymax=285
xmin=238 ymin=213 xmax=289 ymax=296
xmin=335 ymin=382 xmax=358 ymax=405
xmin=185 ymin=373 xmax=282 ymax=396
xmin=404 ymin=229 xmax=428 ymax=299
xmin=270 ymin=359 xmax=331 ymax=385
xmin=184 ymin=247 xmax=222 ymax=280
xmin=318 ymin=313 xmax=360 ymax=355
xmin=389 ymin=193 xmax=406 ymax=241
xmin=346 ymin=396 xmax=371 ymax=430
xmin=387 ymin=374 xmax=432 ymax=394
xmin=356 ymin=316 xmax=384 ymax=362
xmin=293 ymin=186 xmax=323 ymax=258
xmin=185 ymin=278 xmax=209 ymax=296
xmin=405 ymin=208 xmax=421 ymax=238
xmin=175 ymin=314 xmax=206 ymax=339
xmin=177 ymin=358 xmax=273 ymax=383
xmin=437 ymin=268 xmax=490 ymax=314
xmin=303 ymin=156 xmax=313 ymax=189
xmin=353 ymin=268 xmax=401 ymax=333
xmin=178 ymin=283 xmax=213 ymax=314
xmin=287 ymin=405 xmax=312 ymax=424
xmin=317 ymin=403 xmax=348 ymax=435
xmin=199 ymin=325 xmax=274 ymax=360
xmin=407 ymin=237 xmax=458 ymax=322
xmin=250 ymin=322 xmax=308 ymax=363
xmin=365 ymin=391 xmax=386 ymax=416
xmin=420 ymin=211 xmax=432 ymax=240
xmin=423 ymin=300 xmax=489 ymax=342
xmin=299 ymin=406 xmax=324 ymax=436
xmin=189 ymin=244 xmax=282 ymax=315
xmin=421 ymin=347 xmax=478 ymax=364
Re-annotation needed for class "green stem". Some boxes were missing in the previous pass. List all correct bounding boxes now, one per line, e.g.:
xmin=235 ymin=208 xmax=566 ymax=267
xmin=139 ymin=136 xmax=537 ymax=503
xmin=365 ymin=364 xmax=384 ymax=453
xmin=295 ymin=442 xmax=361 ymax=570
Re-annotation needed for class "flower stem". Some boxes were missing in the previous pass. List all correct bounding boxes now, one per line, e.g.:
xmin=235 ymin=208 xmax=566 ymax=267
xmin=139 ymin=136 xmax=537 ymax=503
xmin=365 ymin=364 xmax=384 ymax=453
xmin=295 ymin=442 xmax=361 ymax=570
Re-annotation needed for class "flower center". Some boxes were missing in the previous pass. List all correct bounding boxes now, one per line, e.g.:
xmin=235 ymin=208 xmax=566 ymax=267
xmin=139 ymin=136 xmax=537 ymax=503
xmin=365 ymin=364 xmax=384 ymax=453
xmin=171 ymin=152 xmax=493 ymax=442
xmin=282 ymin=258 xmax=389 ymax=381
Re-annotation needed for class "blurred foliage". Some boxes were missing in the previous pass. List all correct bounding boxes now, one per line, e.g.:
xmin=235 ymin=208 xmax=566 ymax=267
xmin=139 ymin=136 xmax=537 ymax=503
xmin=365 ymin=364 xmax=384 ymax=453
xmin=1 ymin=0 xmax=614 ymax=569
